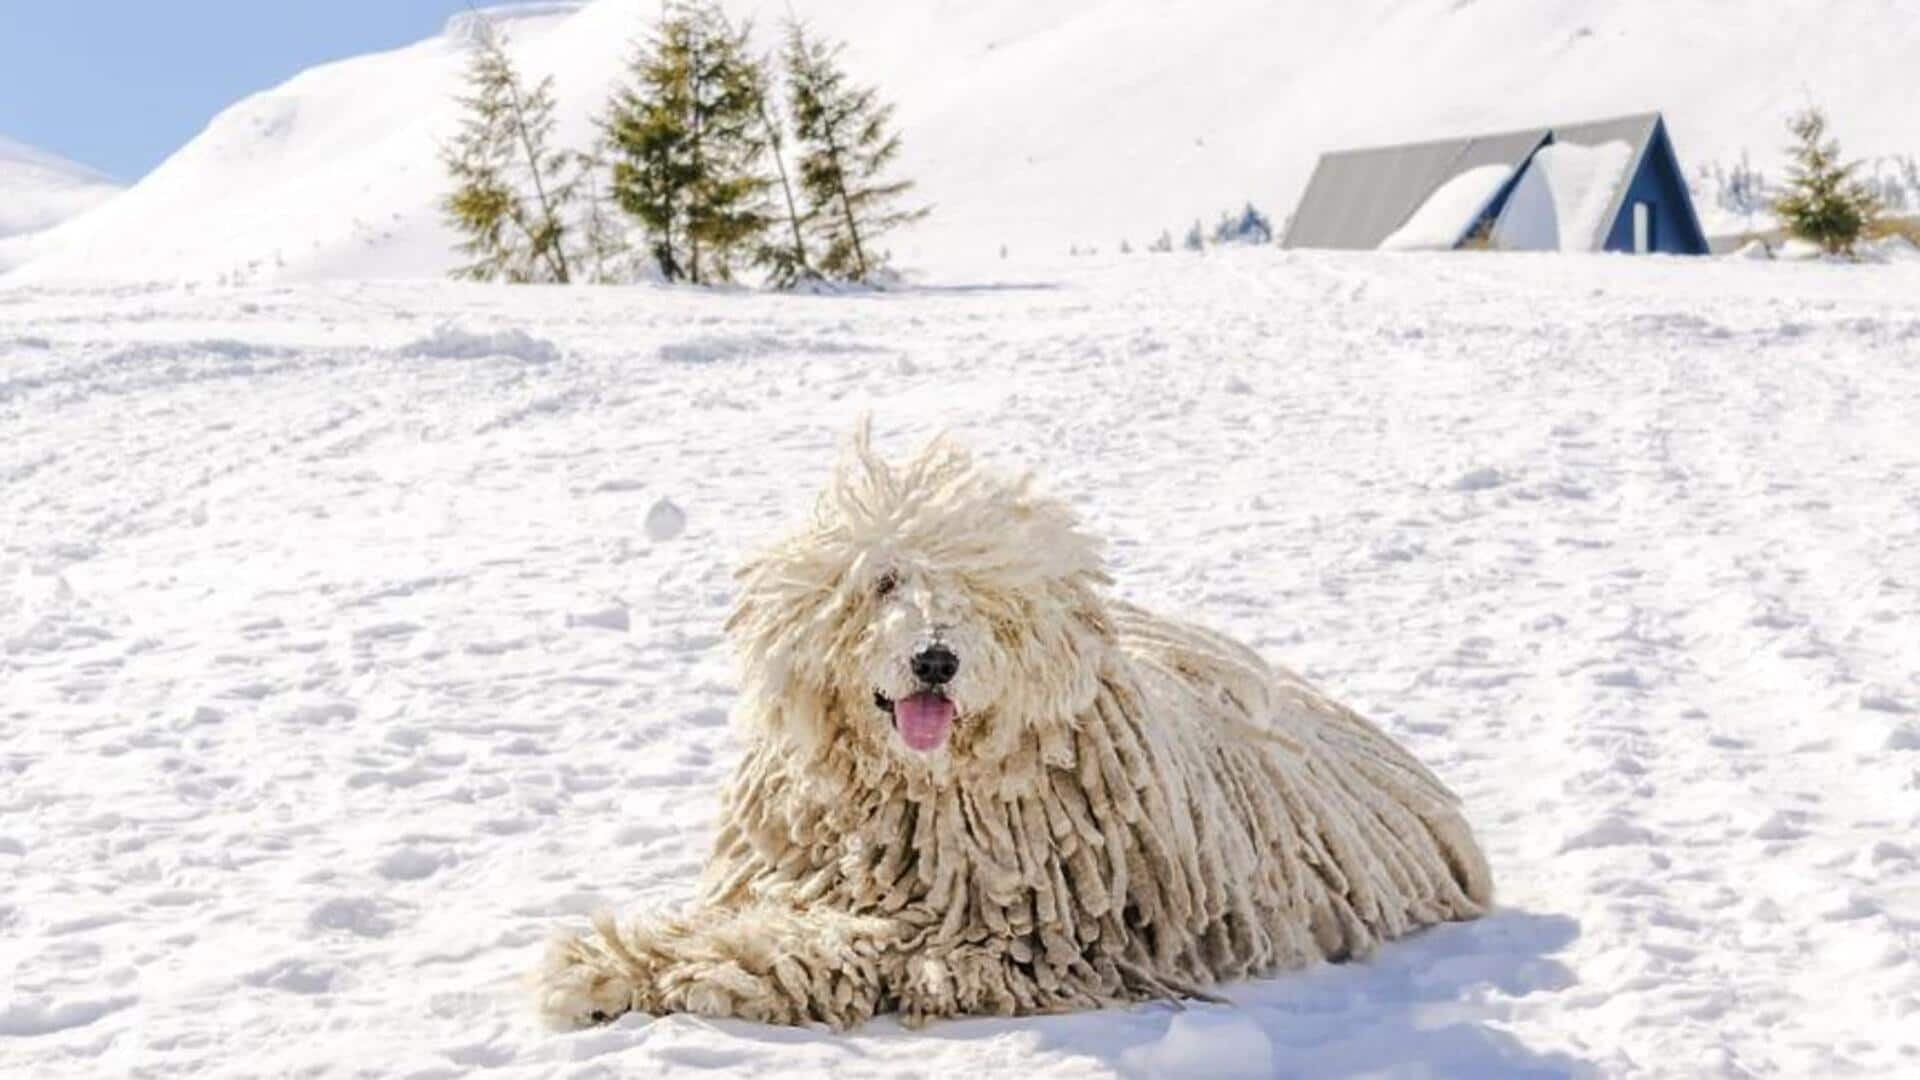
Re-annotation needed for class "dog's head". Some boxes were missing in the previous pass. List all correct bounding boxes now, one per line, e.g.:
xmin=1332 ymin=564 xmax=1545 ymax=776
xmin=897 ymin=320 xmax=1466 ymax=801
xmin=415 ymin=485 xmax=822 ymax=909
xmin=728 ymin=428 xmax=1113 ymax=778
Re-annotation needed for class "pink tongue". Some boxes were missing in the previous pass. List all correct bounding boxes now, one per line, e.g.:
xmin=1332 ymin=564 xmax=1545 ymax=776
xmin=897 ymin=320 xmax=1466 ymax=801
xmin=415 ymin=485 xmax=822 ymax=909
xmin=895 ymin=692 xmax=956 ymax=752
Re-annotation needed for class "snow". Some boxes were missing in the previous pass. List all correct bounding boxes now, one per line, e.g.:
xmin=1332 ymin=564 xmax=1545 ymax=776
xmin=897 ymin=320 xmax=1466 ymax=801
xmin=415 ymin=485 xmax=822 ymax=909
xmin=1491 ymin=140 xmax=1636 ymax=252
xmin=0 ymin=3 xmax=589 ymax=282
xmin=1123 ymin=1009 xmax=1274 ymax=1078
xmin=1875 ymin=234 xmax=1920 ymax=263
xmin=1778 ymin=237 xmax=1828 ymax=261
xmin=644 ymin=498 xmax=688 ymax=542
xmin=6 ymin=250 xmax=1920 ymax=1077
xmin=0 ymin=134 xmax=122 ymax=243
xmin=1378 ymin=164 xmax=1513 ymax=251
xmin=400 ymin=322 xmax=563 ymax=363
xmin=5 ymin=0 xmax=1920 ymax=282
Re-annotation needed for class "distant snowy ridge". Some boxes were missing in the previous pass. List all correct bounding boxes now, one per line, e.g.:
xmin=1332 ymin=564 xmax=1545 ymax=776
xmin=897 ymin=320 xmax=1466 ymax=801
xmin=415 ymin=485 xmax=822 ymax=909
xmin=0 ymin=134 xmax=122 ymax=242
xmin=443 ymin=2 xmax=587 ymax=45
xmin=3 ymin=0 xmax=1916 ymax=283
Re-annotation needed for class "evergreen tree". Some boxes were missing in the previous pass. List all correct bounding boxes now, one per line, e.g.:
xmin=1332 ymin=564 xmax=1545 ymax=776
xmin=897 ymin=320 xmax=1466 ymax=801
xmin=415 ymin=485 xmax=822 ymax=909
xmin=1183 ymin=219 xmax=1205 ymax=252
xmin=1214 ymin=201 xmax=1274 ymax=245
xmin=1721 ymin=152 xmax=1769 ymax=224
xmin=441 ymin=19 xmax=576 ymax=284
xmin=1774 ymin=106 xmax=1879 ymax=256
xmin=607 ymin=2 xmax=774 ymax=284
xmin=783 ymin=21 xmax=928 ymax=282
xmin=1148 ymin=229 xmax=1173 ymax=253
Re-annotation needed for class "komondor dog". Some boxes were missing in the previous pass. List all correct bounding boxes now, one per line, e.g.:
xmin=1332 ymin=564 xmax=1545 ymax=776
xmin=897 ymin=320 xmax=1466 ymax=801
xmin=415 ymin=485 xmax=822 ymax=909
xmin=537 ymin=431 xmax=1493 ymax=1029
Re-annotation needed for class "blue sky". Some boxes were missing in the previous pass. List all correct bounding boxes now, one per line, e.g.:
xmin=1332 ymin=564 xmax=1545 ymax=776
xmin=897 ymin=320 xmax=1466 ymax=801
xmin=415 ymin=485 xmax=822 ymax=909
xmin=0 ymin=2 xmax=474 ymax=180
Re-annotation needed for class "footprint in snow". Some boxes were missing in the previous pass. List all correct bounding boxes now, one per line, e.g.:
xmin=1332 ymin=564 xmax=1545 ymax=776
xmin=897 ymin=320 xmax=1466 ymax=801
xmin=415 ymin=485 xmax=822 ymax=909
xmin=308 ymin=897 xmax=396 ymax=938
xmin=568 ymin=604 xmax=630 ymax=632
xmin=1452 ymin=466 xmax=1508 ymax=492
xmin=378 ymin=847 xmax=454 ymax=882
xmin=0 ymin=995 xmax=139 ymax=1037
xmin=244 ymin=958 xmax=337 ymax=995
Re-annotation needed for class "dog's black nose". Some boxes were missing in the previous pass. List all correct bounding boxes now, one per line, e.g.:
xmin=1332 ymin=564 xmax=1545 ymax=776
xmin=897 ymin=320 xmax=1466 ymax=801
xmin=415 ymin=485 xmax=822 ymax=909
xmin=911 ymin=644 xmax=959 ymax=686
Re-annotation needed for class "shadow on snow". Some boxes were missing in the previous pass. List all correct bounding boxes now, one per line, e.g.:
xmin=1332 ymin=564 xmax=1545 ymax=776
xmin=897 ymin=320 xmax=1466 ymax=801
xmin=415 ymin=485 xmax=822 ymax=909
xmin=587 ymin=908 xmax=1589 ymax=1078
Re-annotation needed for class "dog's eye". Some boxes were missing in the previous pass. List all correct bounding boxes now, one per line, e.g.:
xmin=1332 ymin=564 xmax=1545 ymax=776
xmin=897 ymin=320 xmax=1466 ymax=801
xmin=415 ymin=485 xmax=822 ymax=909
xmin=875 ymin=570 xmax=900 ymax=598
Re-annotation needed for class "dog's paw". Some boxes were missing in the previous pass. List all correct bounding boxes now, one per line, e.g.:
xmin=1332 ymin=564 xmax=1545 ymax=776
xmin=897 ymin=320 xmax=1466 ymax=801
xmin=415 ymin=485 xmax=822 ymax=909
xmin=653 ymin=959 xmax=800 ymax=1025
xmin=534 ymin=934 xmax=642 ymax=1030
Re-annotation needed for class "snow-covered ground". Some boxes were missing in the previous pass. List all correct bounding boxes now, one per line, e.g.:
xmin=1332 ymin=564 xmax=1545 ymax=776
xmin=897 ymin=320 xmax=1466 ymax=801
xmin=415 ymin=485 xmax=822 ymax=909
xmin=0 ymin=134 xmax=122 ymax=244
xmin=5 ymin=250 xmax=1918 ymax=1077
xmin=4 ymin=0 xmax=1917 ymax=284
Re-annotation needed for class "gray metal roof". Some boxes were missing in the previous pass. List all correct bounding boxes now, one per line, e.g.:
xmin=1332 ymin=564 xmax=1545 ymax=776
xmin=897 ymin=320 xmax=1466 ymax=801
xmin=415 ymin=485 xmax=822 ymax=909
xmin=1282 ymin=112 xmax=1663 ymax=251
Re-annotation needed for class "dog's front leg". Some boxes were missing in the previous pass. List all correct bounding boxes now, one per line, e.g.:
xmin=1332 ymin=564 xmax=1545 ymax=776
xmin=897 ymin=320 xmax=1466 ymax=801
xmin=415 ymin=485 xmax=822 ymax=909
xmin=536 ymin=903 xmax=899 ymax=1029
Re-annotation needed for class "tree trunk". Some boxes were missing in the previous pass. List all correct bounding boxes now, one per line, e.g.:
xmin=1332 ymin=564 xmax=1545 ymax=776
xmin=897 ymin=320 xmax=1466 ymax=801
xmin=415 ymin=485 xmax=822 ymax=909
xmin=759 ymin=99 xmax=810 ymax=280
xmin=821 ymin=122 xmax=868 ymax=281
xmin=502 ymin=74 xmax=571 ymax=284
xmin=686 ymin=39 xmax=706 ymax=285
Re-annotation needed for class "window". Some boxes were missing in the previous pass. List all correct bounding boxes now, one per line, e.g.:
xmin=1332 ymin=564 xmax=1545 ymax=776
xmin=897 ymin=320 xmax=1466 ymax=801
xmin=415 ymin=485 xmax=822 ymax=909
xmin=1633 ymin=201 xmax=1653 ymax=253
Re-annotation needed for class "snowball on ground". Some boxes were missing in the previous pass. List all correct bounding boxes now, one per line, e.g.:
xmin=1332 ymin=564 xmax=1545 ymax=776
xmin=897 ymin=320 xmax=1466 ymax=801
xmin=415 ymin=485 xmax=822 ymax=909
xmin=1490 ymin=140 xmax=1634 ymax=252
xmin=1378 ymin=164 xmax=1514 ymax=251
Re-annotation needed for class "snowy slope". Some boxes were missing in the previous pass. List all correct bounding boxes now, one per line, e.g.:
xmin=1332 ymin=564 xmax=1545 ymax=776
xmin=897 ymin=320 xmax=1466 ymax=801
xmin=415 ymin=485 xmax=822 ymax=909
xmin=5 ymin=253 xmax=1920 ymax=1077
xmin=0 ymin=134 xmax=121 ymax=242
xmin=0 ymin=4 xmax=588 ymax=282
xmin=4 ymin=0 xmax=1918 ymax=284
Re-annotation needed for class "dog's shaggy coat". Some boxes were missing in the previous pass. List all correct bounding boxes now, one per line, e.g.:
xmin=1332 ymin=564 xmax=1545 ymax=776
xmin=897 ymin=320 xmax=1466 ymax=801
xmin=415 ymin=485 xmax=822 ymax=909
xmin=537 ymin=433 xmax=1493 ymax=1028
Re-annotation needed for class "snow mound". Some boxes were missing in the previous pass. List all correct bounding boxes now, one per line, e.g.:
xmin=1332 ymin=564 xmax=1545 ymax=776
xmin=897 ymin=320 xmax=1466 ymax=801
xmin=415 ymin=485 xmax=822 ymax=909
xmin=1491 ymin=140 xmax=1635 ymax=251
xmin=0 ymin=135 xmax=122 ymax=246
xmin=1875 ymin=233 xmax=1920 ymax=262
xmin=1777 ymin=237 xmax=1827 ymax=261
xmin=1379 ymin=164 xmax=1513 ymax=251
xmin=1124 ymin=1009 xmax=1275 ymax=1078
xmin=1727 ymin=238 xmax=1774 ymax=260
xmin=399 ymin=323 xmax=560 ymax=362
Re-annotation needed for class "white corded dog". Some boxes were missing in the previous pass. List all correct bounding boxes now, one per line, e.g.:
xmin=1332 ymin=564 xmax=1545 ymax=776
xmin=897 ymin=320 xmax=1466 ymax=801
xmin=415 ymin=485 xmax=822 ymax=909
xmin=538 ymin=429 xmax=1492 ymax=1028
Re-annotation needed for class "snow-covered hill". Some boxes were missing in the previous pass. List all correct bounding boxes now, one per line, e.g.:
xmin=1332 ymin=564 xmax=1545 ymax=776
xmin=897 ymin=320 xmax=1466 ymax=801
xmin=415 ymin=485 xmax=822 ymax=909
xmin=4 ymin=0 xmax=1917 ymax=284
xmin=0 ymin=134 xmax=122 ymax=243
xmin=6 ymin=252 xmax=1920 ymax=1076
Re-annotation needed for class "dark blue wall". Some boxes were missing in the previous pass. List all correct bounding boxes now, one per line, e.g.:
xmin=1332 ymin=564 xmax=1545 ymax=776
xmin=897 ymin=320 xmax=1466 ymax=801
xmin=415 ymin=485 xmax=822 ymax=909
xmin=1599 ymin=120 xmax=1709 ymax=255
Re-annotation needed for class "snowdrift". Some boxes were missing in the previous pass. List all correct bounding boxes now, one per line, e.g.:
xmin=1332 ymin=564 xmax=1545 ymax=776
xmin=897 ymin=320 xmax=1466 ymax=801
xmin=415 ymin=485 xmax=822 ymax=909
xmin=1490 ymin=141 xmax=1636 ymax=252
xmin=1379 ymin=164 xmax=1514 ymax=251
xmin=4 ymin=0 xmax=1917 ymax=283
